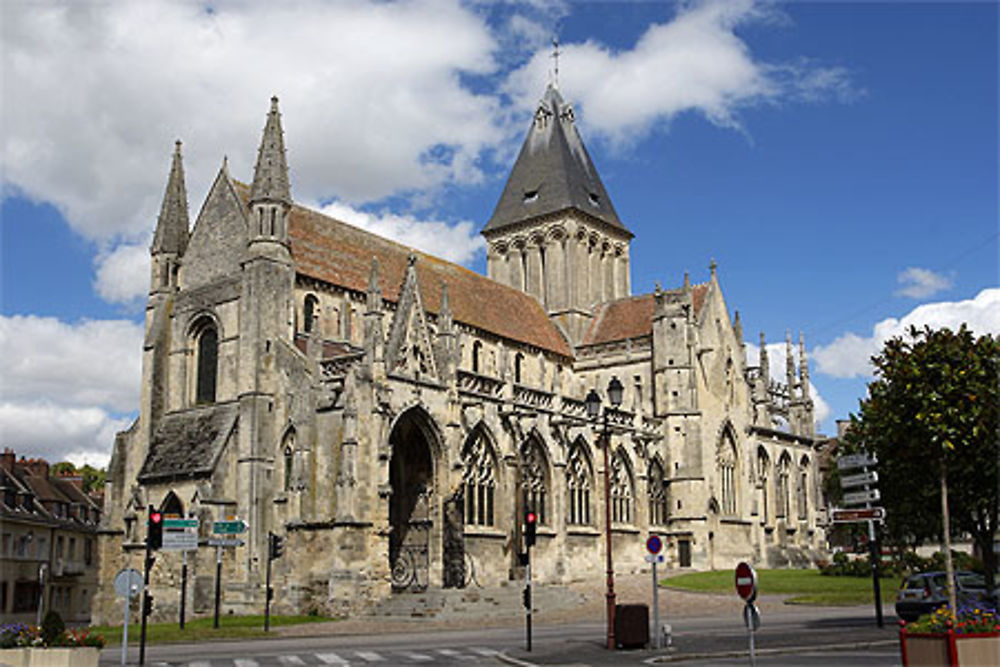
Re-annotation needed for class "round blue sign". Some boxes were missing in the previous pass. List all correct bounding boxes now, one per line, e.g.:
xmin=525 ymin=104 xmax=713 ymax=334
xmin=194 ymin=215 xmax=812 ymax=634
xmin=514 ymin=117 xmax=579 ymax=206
xmin=646 ymin=535 xmax=663 ymax=555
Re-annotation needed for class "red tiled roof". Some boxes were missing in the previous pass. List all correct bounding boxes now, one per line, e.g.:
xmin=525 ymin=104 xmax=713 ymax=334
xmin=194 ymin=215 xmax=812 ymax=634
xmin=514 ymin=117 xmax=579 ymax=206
xmin=233 ymin=182 xmax=572 ymax=357
xmin=583 ymin=284 xmax=709 ymax=346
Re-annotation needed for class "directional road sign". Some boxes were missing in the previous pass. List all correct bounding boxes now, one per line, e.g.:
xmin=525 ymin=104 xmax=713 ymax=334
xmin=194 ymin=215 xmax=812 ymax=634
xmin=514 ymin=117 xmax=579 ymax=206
xmin=207 ymin=537 xmax=245 ymax=548
xmin=164 ymin=518 xmax=198 ymax=529
xmin=831 ymin=507 xmax=886 ymax=523
xmin=212 ymin=519 xmax=247 ymax=535
xmin=843 ymin=489 xmax=881 ymax=506
xmin=840 ymin=471 xmax=879 ymax=488
xmin=735 ymin=562 xmax=757 ymax=602
xmin=837 ymin=453 xmax=877 ymax=471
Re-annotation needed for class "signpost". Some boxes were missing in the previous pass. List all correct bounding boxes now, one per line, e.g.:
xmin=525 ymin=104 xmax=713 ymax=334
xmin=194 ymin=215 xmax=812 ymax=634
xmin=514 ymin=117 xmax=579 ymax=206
xmin=837 ymin=451 xmax=883 ymax=628
xmin=735 ymin=562 xmax=759 ymax=667
xmin=211 ymin=518 xmax=247 ymax=629
xmin=212 ymin=519 xmax=247 ymax=535
xmin=114 ymin=568 xmax=142 ymax=667
xmin=646 ymin=535 xmax=664 ymax=649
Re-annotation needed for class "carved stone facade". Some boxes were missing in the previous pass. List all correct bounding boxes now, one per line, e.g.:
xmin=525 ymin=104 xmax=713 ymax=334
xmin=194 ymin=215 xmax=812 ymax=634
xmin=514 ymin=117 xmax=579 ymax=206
xmin=94 ymin=87 xmax=826 ymax=623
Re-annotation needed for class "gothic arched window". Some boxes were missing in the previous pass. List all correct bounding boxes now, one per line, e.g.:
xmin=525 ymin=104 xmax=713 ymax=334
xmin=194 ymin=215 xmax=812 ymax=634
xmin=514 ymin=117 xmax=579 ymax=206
xmin=610 ymin=448 xmax=634 ymax=524
xmin=648 ymin=458 xmax=668 ymax=526
xmin=282 ymin=430 xmax=296 ymax=493
xmin=776 ymin=453 xmax=791 ymax=519
xmin=718 ymin=428 xmax=738 ymax=515
xmin=797 ymin=455 xmax=810 ymax=519
xmin=471 ymin=340 xmax=482 ymax=374
xmin=462 ymin=430 xmax=496 ymax=526
xmin=304 ymin=294 xmax=319 ymax=333
xmin=520 ymin=438 xmax=549 ymax=525
xmin=160 ymin=491 xmax=183 ymax=517
xmin=193 ymin=317 xmax=218 ymax=404
xmin=757 ymin=448 xmax=771 ymax=523
xmin=566 ymin=441 xmax=592 ymax=526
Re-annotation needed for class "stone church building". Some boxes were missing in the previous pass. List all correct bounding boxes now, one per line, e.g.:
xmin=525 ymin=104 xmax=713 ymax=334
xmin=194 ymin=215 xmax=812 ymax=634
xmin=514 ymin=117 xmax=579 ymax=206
xmin=95 ymin=86 xmax=825 ymax=622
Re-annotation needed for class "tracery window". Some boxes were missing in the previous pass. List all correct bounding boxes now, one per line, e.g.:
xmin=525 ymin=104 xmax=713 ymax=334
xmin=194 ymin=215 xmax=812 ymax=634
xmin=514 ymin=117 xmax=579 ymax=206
xmin=776 ymin=454 xmax=791 ymax=519
xmin=648 ymin=458 xmax=668 ymax=526
xmin=193 ymin=317 xmax=218 ymax=404
xmin=462 ymin=431 xmax=496 ymax=527
xmin=757 ymin=448 xmax=770 ymax=522
xmin=566 ymin=441 xmax=592 ymax=526
xmin=610 ymin=448 xmax=633 ymax=524
xmin=718 ymin=429 xmax=738 ymax=515
xmin=304 ymin=294 xmax=319 ymax=333
xmin=797 ymin=456 xmax=810 ymax=520
xmin=520 ymin=438 xmax=548 ymax=525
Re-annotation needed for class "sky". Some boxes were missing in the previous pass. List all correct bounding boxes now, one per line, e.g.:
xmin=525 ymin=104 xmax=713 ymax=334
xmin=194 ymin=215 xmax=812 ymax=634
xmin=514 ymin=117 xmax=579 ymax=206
xmin=1 ymin=0 xmax=997 ymax=468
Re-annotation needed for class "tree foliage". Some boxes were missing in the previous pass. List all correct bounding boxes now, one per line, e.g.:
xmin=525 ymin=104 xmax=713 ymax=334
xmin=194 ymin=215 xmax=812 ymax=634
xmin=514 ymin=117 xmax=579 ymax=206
xmin=51 ymin=461 xmax=107 ymax=493
xmin=847 ymin=325 xmax=999 ymax=592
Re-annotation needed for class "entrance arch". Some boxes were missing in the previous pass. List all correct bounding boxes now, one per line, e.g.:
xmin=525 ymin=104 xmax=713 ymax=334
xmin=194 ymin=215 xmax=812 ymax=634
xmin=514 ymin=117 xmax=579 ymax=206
xmin=388 ymin=408 xmax=437 ymax=592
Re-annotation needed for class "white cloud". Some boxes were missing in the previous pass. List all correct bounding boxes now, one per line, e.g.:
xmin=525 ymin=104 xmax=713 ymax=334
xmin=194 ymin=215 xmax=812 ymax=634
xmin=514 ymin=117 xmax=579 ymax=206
xmin=895 ymin=267 xmax=954 ymax=299
xmin=0 ymin=316 xmax=143 ymax=412
xmin=503 ymin=0 xmax=854 ymax=144
xmin=1 ymin=0 xmax=504 ymax=247
xmin=0 ymin=402 xmax=127 ymax=469
xmin=813 ymin=288 xmax=1000 ymax=379
xmin=315 ymin=201 xmax=485 ymax=265
xmin=94 ymin=241 xmax=151 ymax=305
xmin=745 ymin=340 xmax=830 ymax=427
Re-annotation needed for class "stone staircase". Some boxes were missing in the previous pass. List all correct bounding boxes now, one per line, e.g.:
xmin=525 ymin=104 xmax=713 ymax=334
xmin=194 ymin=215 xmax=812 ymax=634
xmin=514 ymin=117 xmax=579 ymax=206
xmin=365 ymin=582 xmax=586 ymax=620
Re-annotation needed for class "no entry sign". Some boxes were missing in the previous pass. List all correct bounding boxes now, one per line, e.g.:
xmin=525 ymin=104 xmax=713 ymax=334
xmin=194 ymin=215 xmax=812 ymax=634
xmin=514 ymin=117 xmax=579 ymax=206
xmin=735 ymin=561 xmax=757 ymax=602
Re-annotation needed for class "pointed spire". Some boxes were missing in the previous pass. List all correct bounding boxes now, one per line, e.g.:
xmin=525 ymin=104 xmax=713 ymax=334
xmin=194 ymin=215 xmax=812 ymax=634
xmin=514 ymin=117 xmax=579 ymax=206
xmin=152 ymin=140 xmax=190 ymax=255
xmin=366 ymin=257 xmax=382 ymax=312
xmin=759 ymin=332 xmax=769 ymax=380
xmin=733 ymin=310 xmax=743 ymax=342
xmin=250 ymin=96 xmax=291 ymax=204
xmin=483 ymin=85 xmax=628 ymax=236
xmin=799 ymin=331 xmax=810 ymax=395
xmin=709 ymin=258 xmax=718 ymax=280
xmin=785 ymin=330 xmax=795 ymax=390
xmin=683 ymin=271 xmax=691 ymax=291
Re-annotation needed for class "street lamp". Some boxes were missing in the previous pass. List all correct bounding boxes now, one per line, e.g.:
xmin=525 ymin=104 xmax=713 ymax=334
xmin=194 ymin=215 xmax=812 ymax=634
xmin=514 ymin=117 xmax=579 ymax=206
xmin=586 ymin=376 xmax=624 ymax=650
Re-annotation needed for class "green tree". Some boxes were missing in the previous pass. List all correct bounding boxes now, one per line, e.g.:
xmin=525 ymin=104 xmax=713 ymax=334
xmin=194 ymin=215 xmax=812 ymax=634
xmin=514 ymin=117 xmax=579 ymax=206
xmin=51 ymin=461 xmax=107 ymax=493
xmin=847 ymin=325 xmax=999 ymax=598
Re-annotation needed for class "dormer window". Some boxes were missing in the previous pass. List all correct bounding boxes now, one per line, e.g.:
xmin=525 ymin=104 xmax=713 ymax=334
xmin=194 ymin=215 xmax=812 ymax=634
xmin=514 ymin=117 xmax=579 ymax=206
xmin=588 ymin=192 xmax=600 ymax=207
xmin=523 ymin=190 xmax=539 ymax=204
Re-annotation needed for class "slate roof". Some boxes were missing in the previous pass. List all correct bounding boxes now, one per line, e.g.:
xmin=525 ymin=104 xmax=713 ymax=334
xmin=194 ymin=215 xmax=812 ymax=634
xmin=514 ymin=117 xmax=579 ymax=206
xmin=483 ymin=85 xmax=629 ymax=237
xmin=139 ymin=403 xmax=238 ymax=482
xmin=582 ymin=284 xmax=709 ymax=346
xmin=230 ymin=183 xmax=573 ymax=358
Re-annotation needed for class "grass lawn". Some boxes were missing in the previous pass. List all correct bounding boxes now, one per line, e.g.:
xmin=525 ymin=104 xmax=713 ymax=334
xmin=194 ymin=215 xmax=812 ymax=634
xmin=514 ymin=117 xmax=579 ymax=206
xmin=663 ymin=569 xmax=901 ymax=606
xmin=91 ymin=614 xmax=336 ymax=646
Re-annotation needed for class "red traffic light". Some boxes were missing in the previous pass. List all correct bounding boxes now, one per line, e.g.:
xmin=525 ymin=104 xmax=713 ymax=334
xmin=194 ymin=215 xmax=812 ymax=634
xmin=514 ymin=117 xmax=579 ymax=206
xmin=150 ymin=512 xmax=163 ymax=524
xmin=526 ymin=511 xmax=537 ymax=525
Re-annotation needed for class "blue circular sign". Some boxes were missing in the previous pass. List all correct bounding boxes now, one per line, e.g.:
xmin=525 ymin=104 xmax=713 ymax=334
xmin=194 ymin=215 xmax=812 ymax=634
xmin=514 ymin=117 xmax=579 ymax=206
xmin=646 ymin=535 xmax=663 ymax=555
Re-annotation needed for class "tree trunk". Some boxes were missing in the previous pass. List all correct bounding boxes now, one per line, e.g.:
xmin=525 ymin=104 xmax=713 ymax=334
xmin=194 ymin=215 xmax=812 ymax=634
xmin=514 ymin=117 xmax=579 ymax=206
xmin=940 ymin=458 xmax=958 ymax=616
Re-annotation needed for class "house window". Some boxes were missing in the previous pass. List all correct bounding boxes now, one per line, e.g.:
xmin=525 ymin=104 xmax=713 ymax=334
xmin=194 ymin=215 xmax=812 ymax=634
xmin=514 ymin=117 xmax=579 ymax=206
xmin=610 ymin=449 xmax=633 ymax=524
xmin=566 ymin=442 xmax=592 ymax=526
xmin=462 ymin=431 xmax=496 ymax=527
xmin=648 ymin=459 xmax=668 ymax=526
xmin=514 ymin=353 xmax=524 ymax=384
xmin=84 ymin=539 xmax=93 ymax=565
xmin=194 ymin=318 xmax=219 ymax=404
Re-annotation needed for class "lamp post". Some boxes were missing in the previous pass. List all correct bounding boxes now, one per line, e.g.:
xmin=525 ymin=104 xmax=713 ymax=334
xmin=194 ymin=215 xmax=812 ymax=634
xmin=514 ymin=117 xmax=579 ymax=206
xmin=586 ymin=376 xmax=624 ymax=650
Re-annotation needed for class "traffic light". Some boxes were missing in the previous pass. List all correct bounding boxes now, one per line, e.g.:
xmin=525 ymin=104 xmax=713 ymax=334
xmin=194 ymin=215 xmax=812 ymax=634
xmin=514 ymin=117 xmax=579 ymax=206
xmin=269 ymin=533 xmax=285 ymax=560
xmin=524 ymin=510 xmax=537 ymax=548
xmin=147 ymin=507 xmax=163 ymax=550
xmin=143 ymin=593 xmax=154 ymax=617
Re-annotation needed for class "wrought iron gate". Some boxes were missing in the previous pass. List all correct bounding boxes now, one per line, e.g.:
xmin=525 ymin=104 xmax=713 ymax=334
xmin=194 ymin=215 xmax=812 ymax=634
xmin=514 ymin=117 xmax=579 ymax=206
xmin=390 ymin=484 xmax=431 ymax=592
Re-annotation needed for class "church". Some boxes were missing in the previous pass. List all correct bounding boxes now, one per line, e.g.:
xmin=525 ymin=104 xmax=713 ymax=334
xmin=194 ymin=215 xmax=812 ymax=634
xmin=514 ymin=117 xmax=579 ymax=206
xmin=95 ymin=84 xmax=826 ymax=622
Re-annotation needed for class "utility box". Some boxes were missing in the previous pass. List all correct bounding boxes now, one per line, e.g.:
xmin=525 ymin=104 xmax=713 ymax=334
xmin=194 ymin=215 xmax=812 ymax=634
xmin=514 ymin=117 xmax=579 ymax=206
xmin=615 ymin=603 xmax=649 ymax=649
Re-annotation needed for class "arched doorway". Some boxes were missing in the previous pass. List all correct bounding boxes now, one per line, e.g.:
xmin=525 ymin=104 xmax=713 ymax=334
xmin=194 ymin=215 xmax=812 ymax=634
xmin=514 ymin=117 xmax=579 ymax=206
xmin=388 ymin=409 xmax=435 ymax=592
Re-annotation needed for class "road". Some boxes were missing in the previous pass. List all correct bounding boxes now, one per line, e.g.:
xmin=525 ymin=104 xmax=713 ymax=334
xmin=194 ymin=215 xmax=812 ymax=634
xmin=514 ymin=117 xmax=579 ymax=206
xmin=101 ymin=605 xmax=899 ymax=666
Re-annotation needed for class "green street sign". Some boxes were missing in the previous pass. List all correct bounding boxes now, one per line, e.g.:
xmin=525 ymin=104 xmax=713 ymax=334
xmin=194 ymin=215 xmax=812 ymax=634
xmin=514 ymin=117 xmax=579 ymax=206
xmin=213 ymin=519 xmax=248 ymax=535
xmin=164 ymin=518 xmax=199 ymax=529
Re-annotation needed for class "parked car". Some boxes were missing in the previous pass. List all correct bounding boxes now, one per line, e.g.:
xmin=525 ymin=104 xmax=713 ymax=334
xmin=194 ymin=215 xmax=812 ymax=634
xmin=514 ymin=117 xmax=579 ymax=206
xmin=895 ymin=570 xmax=994 ymax=622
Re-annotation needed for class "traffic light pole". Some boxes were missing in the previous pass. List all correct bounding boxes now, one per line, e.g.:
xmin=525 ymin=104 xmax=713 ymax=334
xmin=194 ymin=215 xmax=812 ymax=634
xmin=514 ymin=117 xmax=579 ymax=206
xmin=265 ymin=533 xmax=273 ymax=632
xmin=524 ymin=552 xmax=532 ymax=652
xmin=139 ymin=506 xmax=154 ymax=666
xmin=213 ymin=545 xmax=222 ymax=629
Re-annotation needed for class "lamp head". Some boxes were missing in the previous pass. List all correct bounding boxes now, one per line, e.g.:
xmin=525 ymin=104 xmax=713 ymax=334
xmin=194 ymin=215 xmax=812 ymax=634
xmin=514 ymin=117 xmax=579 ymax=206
xmin=608 ymin=376 xmax=624 ymax=407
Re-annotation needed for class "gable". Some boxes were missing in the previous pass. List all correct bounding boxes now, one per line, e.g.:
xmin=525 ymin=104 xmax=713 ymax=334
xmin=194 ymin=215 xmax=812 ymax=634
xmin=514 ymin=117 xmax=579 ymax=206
xmin=183 ymin=167 xmax=249 ymax=289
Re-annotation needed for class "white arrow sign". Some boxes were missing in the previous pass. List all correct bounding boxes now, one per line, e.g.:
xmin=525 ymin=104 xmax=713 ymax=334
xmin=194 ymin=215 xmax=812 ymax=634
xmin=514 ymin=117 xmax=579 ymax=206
xmin=837 ymin=453 xmax=877 ymax=470
xmin=840 ymin=471 xmax=879 ymax=489
xmin=843 ymin=489 xmax=881 ymax=506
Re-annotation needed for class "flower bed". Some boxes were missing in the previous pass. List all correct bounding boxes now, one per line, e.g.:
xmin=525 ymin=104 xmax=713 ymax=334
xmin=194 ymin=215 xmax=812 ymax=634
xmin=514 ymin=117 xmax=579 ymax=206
xmin=899 ymin=605 xmax=1000 ymax=666
xmin=0 ymin=620 xmax=105 ymax=667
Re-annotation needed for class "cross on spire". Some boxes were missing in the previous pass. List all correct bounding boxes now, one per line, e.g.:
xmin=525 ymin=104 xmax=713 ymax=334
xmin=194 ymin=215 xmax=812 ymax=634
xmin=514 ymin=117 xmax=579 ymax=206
xmin=551 ymin=36 xmax=560 ymax=88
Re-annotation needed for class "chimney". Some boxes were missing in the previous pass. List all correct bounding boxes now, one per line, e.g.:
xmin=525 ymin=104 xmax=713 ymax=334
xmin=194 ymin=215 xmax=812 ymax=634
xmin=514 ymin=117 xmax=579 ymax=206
xmin=0 ymin=449 xmax=14 ymax=473
xmin=25 ymin=458 xmax=50 ymax=479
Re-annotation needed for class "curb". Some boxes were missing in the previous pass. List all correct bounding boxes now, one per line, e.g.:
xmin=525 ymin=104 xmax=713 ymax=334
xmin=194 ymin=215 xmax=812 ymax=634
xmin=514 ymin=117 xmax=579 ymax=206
xmin=498 ymin=639 xmax=899 ymax=666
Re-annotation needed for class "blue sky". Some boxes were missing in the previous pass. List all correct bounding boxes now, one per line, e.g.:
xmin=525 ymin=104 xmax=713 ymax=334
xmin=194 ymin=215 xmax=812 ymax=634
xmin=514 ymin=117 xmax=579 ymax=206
xmin=2 ymin=0 xmax=998 ymax=466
